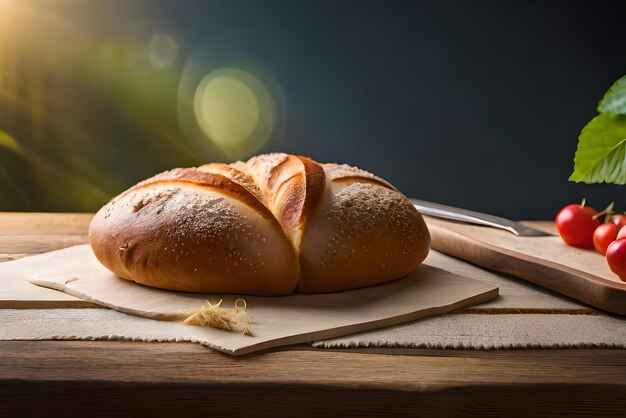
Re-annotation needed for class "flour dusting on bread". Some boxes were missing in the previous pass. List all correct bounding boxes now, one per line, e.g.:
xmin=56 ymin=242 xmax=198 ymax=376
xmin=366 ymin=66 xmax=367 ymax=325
xmin=89 ymin=153 xmax=429 ymax=295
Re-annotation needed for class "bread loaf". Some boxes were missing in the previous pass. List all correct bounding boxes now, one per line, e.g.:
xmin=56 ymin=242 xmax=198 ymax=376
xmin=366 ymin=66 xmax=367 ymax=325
xmin=89 ymin=153 xmax=430 ymax=295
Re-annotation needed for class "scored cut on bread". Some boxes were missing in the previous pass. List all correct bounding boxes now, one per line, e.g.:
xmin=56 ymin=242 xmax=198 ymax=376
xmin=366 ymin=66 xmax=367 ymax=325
xmin=89 ymin=153 xmax=430 ymax=295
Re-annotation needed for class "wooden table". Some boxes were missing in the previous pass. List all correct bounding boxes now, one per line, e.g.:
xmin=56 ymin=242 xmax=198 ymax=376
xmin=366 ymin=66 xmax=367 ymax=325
xmin=1 ymin=213 xmax=626 ymax=417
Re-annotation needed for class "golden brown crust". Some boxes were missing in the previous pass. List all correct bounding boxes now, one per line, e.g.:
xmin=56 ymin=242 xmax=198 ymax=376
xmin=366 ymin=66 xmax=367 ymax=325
xmin=196 ymin=163 xmax=264 ymax=203
xmin=126 ymin=168 xmax=273 ymax=221
xmin=296 ymin=156 xmax=326 ymax=236
xmin=89 ymin=154 xmax=430 ymax=295
xmin=89 ymin=183 xmax=299 ymax=295
xmin=297 ymin=178 xmax=430 ymax=293
xmin=322 ymin=162 xmax=396 ymax=190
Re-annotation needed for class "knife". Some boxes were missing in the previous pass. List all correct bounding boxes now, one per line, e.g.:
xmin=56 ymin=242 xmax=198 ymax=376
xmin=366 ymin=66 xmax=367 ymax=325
xmin=410 ymin=198 xmax=552 ymax=237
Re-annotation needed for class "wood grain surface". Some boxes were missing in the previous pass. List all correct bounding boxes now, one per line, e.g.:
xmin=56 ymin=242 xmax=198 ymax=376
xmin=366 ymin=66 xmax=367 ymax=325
xmin=1 ymin=212 xmax=626 ymax=417
xmin=0 ymin=212 xmax=92 ymax=262
xmin=425 ymin=216 xmax=626 ymax=315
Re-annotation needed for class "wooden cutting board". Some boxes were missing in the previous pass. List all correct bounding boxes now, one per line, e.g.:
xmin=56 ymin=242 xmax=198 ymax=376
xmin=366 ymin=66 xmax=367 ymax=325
xmin=424 ymin=216 xmax=626 ymax=315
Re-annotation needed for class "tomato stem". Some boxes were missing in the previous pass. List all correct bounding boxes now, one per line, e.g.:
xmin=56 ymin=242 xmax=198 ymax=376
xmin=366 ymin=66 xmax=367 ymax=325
xmin=592 ymin=201 xmax=615 ymax=221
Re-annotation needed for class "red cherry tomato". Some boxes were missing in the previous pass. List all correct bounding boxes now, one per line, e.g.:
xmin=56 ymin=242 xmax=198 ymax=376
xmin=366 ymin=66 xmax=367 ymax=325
xmin=611 ymin=214 xmax=626 ymax=230
xmin=555 ymin=203 xmax=600 ymax=248
xmin=606 ymin=238 xmax=626 ymax=282
xmin=593 ymin=223 xmax=618 ymax=255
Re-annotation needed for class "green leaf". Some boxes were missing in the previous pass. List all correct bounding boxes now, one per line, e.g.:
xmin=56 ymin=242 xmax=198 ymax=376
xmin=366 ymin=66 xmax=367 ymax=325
xmin=598 ymin=75 xmax=626 ymax=114
xmin=569 ymin=113 xmax=626 ymax=184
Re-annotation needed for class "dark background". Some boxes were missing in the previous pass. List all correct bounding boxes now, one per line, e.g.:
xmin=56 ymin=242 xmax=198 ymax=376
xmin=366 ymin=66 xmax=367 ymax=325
xmin=1 ymin=0 xmax=625 ymax=219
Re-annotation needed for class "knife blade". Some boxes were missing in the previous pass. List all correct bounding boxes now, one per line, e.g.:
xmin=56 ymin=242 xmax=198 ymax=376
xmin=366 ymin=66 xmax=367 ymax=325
xmin=410 ymin=198 xmax=552 ymax=237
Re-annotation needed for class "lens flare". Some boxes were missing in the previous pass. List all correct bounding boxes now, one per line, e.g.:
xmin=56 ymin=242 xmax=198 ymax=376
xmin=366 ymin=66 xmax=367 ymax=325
xmin=190 ymin=67 xmax=276 ymax=160
xmin=194 ymin=74 xmax=260 ymax=149
xmin=149 ymin=33 xmax=177 ymax=69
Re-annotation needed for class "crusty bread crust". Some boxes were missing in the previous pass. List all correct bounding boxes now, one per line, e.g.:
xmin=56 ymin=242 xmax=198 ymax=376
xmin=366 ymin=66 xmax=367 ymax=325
xmin=89 ymin=154 xmax=430 ymax=295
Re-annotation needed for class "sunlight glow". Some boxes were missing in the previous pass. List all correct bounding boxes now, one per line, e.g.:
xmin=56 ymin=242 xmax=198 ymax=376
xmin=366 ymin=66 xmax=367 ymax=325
xmin=194 ymin=74 xmax=260 ymax=148
xmin=0 ymin=0 xmax=15 ymax=28
xmin=192 ymin=68 xmax=275 ymax=159
xmin=0 ymin=130 xmax=21 ymax=153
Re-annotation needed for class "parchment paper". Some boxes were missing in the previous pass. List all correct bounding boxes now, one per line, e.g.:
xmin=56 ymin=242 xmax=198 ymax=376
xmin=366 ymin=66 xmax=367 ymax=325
xmin=12 ymin=245 xmax=497 ymax=355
